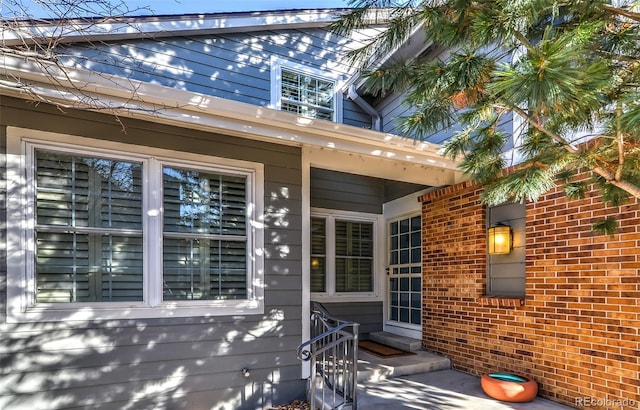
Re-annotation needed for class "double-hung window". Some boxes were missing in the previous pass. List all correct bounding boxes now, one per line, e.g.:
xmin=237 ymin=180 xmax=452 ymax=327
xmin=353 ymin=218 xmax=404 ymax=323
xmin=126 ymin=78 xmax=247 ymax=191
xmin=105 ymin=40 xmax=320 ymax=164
xmin=34 ymin=149 xmax=145 ymax=304
xmin=310 ymin=210 xmax=379 ymax=299
xmin=6 ymin=128 xmax=264 ymax=322
xmin=271 ymin=57 xmax=342 ymax=122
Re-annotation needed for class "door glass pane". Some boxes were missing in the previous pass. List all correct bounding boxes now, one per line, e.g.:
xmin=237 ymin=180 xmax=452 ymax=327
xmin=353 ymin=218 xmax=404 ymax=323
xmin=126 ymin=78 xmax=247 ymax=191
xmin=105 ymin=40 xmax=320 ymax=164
xmin=411 ymin=277 xmax=421 ymax=292
xmin=411 ymin=291 xmax=421 ymax=309
xmin=400 ymin=233 xmax=409 ymax=248
xmin=411 ymin=309 xmax=421 ymax=325
xmin=400 ymin=249 xmax=409 ymax=264
xmin=411 ymin=248 xmax=421 ymax=263
xmin=400 ymin=219 xmax=409 ymax=233
xmin=411 ymin=231 xmax=420 ymax=247
xmin=411 ymin=216 xmax=421 ymax=230
xmin=387 ymin=215 xmax=422 ymax=327
xmin=400 ymin=308 xmax=409 ymax=322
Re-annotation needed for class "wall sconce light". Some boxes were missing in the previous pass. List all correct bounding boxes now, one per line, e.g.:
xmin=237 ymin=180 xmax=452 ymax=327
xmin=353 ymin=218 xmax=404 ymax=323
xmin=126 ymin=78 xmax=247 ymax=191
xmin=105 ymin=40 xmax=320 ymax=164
xmin=488 ymin=224 xmax=512 ymax=255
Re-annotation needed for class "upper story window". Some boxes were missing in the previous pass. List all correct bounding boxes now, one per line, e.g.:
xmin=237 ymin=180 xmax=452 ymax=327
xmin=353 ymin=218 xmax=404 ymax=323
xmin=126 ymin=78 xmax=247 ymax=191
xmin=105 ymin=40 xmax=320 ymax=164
xmin=281 ymin=69 xmax=334 ymax=120
xmin=311 ymin=209 xmax=380 ymax=300
xmin=6 ymin=127 xmax=264 ymax=322
xmin=271 ymin=57 xmax=343 ymax=122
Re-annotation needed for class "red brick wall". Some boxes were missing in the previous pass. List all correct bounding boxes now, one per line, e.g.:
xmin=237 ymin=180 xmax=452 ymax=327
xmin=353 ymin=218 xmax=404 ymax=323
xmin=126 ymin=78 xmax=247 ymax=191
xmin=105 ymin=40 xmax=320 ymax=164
xmin=419 ymin=179 xmax=640 ymax=409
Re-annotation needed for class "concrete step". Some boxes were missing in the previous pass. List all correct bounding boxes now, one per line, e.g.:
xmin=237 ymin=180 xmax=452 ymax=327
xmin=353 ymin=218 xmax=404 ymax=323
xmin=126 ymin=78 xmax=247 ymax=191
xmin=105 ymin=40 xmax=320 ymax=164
xmin=368 ymin=331 xmax=423 ymax=352
xmin=357 ymin=349 xmax=451 ymax=382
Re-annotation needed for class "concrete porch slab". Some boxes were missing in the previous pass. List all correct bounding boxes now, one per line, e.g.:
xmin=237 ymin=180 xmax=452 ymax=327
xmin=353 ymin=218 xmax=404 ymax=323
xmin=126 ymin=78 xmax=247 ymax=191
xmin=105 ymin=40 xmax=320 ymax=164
xmin=357 ymin=369 xmax=574 ymax=410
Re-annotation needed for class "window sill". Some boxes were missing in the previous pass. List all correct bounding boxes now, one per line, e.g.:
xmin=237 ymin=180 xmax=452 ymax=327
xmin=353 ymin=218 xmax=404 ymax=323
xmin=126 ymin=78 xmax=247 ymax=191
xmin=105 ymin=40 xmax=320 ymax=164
xmin=477 ymin=295 xmax=525 ymax=309
xmin=310 ymin=293 xmax=382 ymax=303
xmin=6 ymin=300 xmax=265 ymax=323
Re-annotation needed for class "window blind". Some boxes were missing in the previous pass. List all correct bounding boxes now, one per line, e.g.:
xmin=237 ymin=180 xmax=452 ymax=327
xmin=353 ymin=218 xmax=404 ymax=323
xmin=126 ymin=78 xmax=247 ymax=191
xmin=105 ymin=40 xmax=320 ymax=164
xmin=162 ymin=167 xmax=248 ymax=300
xmin=35 ymin=150 xmax=143 ymax=302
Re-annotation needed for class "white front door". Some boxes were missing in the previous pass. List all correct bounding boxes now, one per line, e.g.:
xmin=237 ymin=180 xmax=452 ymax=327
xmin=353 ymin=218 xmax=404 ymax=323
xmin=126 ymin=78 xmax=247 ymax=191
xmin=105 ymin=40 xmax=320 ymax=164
xmin=384 ymin=214 xmax=422 ymax=339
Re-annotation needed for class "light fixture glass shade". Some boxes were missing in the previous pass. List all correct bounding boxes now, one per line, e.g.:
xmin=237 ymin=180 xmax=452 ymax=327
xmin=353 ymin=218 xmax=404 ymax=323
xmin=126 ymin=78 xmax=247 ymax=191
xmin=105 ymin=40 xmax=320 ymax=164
xmin=488 ymin=225 xmax=512 ymax=254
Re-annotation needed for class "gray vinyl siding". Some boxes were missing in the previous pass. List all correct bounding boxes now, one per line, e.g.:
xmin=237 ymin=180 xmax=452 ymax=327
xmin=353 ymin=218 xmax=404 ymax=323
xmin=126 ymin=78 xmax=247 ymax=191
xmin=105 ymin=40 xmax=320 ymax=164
xmin=310 ymin=168 xmax=385 ymax=214
xmin=383 ymin=180 xmax=430 ymax=203
xmin=317 ymin=302 xmax=383 ymax=338
xmin=375 ymin=47 xmax=453 ymax=140
xmin=487 ymin=202 xmax=526 ymax=296
xmin=374 ymin=47 xmax=515 ymax=150
xmin=311 ymin=168 xmax=429 ymax=213
xmin=58 ymin=28 xmax=371 ymax=129
xmin=0 ymin=96 xmax=304 ymax=409
xmin=309 ymin=170 xmax=391 ymax=337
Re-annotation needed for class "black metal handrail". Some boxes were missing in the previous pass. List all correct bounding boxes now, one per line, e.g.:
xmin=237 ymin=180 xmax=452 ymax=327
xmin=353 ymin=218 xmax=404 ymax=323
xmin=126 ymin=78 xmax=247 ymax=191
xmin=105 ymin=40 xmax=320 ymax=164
xmin=297 ymin=302 xmax=359 ymax=409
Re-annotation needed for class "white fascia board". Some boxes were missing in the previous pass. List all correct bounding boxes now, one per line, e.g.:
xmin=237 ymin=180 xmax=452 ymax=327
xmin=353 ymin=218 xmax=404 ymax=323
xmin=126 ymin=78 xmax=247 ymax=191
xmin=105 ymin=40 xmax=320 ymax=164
xmin=0 ymin=55 xmax=460 ymax=172
xmin=1 ymin=10 xmax=343 ymax=47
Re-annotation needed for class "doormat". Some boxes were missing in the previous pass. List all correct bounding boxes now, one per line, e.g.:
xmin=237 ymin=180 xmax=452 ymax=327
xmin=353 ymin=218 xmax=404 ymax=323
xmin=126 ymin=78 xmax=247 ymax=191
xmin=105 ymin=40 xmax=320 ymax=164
xmin=358 ymin=340 xmax=415 ymax=358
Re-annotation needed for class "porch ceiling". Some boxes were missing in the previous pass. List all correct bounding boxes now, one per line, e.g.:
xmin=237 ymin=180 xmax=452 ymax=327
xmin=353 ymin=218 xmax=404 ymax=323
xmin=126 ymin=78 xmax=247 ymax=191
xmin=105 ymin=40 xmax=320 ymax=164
xmin=307 ymin=146 xmax=461 ymax=186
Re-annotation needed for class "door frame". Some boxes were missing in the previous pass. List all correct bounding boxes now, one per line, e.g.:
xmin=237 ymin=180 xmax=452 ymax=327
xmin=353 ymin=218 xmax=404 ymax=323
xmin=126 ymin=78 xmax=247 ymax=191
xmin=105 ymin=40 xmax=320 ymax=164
xmin=382 ymin=189 xmax=432 ymax=340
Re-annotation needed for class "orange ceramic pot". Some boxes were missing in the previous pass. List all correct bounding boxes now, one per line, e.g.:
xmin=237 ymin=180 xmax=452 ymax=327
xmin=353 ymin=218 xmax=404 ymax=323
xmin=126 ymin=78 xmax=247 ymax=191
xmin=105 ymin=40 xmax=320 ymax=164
xmin=481 ymin=372 xmax=538 ymax=403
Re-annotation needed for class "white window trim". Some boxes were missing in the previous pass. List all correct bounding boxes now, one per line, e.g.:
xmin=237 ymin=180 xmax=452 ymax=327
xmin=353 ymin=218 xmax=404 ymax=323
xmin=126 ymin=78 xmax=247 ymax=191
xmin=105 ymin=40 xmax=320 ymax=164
xmin=6 ymin=127 xmax=265 ymax=322
xmin=270 ymin=56 xmax=344 ymax=123
xmin=310 ymin=208 xmax=383 ymax=302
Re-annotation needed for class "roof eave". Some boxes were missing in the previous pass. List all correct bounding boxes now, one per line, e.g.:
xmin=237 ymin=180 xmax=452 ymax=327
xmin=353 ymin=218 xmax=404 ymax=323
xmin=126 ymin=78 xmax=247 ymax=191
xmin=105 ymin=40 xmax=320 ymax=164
xmin=0 ymin=56 xmax=461 ymax=179
xmin=1 ymin=9 xmax=348 ymax=47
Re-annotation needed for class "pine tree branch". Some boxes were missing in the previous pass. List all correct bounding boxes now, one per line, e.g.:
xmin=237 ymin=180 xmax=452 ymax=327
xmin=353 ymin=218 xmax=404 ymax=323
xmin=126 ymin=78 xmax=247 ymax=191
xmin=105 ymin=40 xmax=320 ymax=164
xmin=606 ymin=178 xmax=640 ymax=199
xmin=509 ymin=29 xmax=537 ymax=54
xmin=512 ymin=105 xmax=640 ymax=199
xmin=336 ymin=0 xmax=640 ymax=206
xmin=602 ymin=4 xmax=640 ymax=23
xmin=511 ymin=105 xmax=578 ymax=152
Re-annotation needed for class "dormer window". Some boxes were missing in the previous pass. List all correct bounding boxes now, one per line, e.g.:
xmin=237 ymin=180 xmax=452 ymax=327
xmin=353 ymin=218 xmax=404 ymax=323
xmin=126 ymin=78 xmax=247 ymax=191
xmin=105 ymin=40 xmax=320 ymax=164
xmin=271 ymin=57 xmax=342 ymax=122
